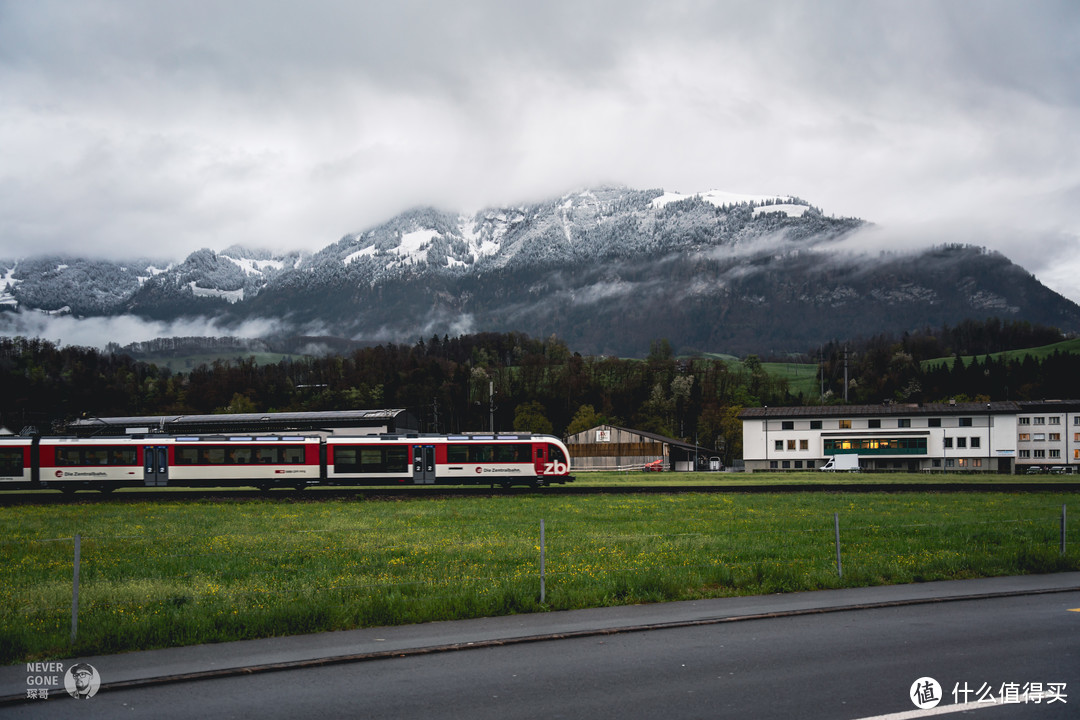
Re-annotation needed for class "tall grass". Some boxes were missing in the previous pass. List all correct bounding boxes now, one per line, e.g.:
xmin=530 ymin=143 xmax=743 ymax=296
xmin=2 ymin=492 xmax=1077 ymax=663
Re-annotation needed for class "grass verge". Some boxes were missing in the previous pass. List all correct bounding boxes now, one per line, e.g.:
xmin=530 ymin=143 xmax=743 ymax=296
xmin=2 ymin=491 xmax=1078 ymax=663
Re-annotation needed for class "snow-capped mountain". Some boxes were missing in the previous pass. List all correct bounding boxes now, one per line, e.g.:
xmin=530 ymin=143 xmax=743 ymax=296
xmin=2 ymin=186 xmax=1079 ymax=355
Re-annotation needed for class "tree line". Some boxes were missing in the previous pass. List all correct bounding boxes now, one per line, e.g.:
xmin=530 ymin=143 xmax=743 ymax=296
xmin=1 ymin=319 xmax=1077 ymax=466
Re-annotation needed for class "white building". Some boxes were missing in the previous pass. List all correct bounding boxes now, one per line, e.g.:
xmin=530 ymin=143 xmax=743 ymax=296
xmin=740 ymin=402 xmax=1020 ymax=473
xmin=1014 ymin=400 xmax=1080 ymax=471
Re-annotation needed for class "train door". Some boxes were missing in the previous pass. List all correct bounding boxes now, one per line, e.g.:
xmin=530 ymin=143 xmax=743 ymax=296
xmin=412 ymin=445 xmax=436 ymax=484
xmin=143 ymin=445 xmax=169 ymax=486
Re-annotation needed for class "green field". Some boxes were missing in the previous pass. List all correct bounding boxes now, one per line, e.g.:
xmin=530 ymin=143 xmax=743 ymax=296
xmin=3 ymin=489 xmax=1078 ymax=664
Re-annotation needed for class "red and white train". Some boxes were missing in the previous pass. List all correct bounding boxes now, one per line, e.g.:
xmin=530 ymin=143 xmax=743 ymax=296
xmin=0 ymin=433 xmax=573 ymax=492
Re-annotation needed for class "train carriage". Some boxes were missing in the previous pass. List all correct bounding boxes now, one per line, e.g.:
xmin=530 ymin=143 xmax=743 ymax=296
xmin=38 ymin=437 xmax=144 ymax=491
xmin=164 ymin=436 xmax=323 ymax=490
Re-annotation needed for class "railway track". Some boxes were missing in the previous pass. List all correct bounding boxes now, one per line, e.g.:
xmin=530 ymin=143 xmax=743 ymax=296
xmin=3 ymin=481 xmax=1080 ymax=504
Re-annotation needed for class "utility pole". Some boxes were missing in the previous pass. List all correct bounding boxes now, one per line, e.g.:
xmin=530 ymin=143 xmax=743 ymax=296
xmin=838 ymin=349 xmax=846 ymax=405
xmin=489 ymin=380 xmax=495 ymax=433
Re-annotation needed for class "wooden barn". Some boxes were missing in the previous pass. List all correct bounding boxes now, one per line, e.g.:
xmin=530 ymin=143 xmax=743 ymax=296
xmin=565 ymin=424 xmax=720 ymax=472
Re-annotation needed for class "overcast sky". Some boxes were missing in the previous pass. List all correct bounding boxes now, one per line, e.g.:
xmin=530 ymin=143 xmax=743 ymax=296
xmin=2 ymin=1 xmax=1079 ymax=301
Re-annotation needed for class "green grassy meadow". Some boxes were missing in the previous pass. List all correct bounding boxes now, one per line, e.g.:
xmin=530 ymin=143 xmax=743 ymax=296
xmin=3 ymin=489 xmax=1078 ymax=664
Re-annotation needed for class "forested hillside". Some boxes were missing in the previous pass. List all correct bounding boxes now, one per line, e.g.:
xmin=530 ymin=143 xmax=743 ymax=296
xmin=2 ymin=321 xmax=1078 ymax=465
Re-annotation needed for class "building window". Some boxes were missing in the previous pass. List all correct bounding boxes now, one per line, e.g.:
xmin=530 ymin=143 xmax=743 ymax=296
xmin=1050 ymin=449 xmax=1061 ymax=459
xmin=807 ymin=460 xmax=816 ymax=469
xmin=1075 ymin=433 xmax=1080 ymax=443
xmin=970 ymin=437 xmax=980 ymax=448
xmin=782 ymin=460 xmax=791 ymax=469
xmin=956 ymin=437 xmax=967 ymax=448
xmin=1020 ymin=450 xmax=1030 ymax=458
xmin=810 ymin=420 xmax=822 ymax=430
xmin=929 ymin=418 xmax=941 ymax=428
xmin=782 ymin=421 xmax=794 ymax=430
xmin=1034 ymin=417 xmax=1045 ymax=425
xmin=1049 ymin=416 xmax=1060 ymax=425
xmin=973 ymin=459 xmax=982 ymax=467
xmin=959 ymin=418 xmax=973 ymax=427
xmin=944 ymin=437 xmax=953 ymax=448
xmin=787 ymin=439 xmax=796 ymax=451
xmin=800 ymin=439 xmax=809 ymax=451
xmin=1034 ymin=449 xmax=1046 ymax=458
xmin=1019 ymin=433 xmax=1030 ymax=441
xmin=1050 ymin=433 xmax=1061 ymax=441
xmin=770 ymin=460 xmax=778 ymax=469
xmin=868 ymin=419 xmax=881 ymax=429
xmin=945 ymin=459 xmax=955 ymax=468
xmin=839 ymin=420 xmax=851 ymax=429
xmin=898 ymin=419 xmax=911 ymax=428
xmin=1034 ymin=433 xmax=1045 ymax=442
xmin=957 ymin=458 xmax=968 ymax=467
xmin=1019 ymin=417 xmax=1030 ymax=425
xmin=775 ymin=440 xmax=783 ymax=451
xmin=794 ymin=460 xmax=803 ymax=469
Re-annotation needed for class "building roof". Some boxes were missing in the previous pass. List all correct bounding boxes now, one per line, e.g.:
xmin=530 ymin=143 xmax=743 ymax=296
xmin=65 ymin=409 xmax=416 ymax=436
xmin=568 ymin=424 xmax=713 ymax=454
xmin=738 ymin=402 xmax=1020 ymax=420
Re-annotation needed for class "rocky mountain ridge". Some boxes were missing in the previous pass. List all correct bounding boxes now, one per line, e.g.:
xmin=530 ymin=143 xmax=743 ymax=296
xmin=2 ymin=186 xmax=1078 ymax=355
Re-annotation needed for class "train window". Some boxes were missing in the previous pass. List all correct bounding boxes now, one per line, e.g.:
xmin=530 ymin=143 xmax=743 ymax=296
xmin=536 ymin=447 xmax=545 ymax=460
xmin=282 ymin=446 xmax=304 ymax=464
xmin=334 ymin=448 xmax=358 ymax=472
xmin=548 ymin=445 xmax=566 ymax=464
xmin=175 ymin=447 xmax=200 ymax=465
xmin=228 ymin=447 xmax=254 ymax=464
xmin=385 ymin=447 xmax=408 ymax=473
xmin=0 ymin=449 xmax=23 ymax=475
xmin=250 ymin=447 xmax=276 ymax=464
xmin=56 ymin=448 xmax=81 ymax=466
xmin=108 ymin=448 xmax=137 ymax=465
xmin=358 ymin=449 xmax=382 ymax=471
xmin=449 ymin=444 xmax=531 ymax=463
xmin=204 ymin=447 xmax=227 ymax=464
xmin=334 ymin=446 xmax=408 ymax=473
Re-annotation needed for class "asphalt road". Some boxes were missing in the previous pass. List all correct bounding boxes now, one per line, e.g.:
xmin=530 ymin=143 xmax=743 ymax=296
xmin=8 ymin=588 xmax=1078 ymax=720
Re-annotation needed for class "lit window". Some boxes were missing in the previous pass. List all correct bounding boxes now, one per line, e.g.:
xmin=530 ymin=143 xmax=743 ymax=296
xmin=839 ymin=420 xmax=852 ymax=429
